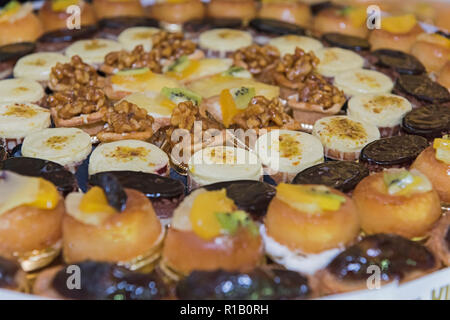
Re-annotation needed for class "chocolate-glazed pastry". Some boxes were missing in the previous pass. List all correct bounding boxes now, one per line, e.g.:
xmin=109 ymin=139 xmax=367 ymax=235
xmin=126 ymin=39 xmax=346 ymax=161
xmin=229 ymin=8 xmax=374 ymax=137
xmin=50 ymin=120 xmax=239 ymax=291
xmin=249 ymin=18 xmax=306 ymax=44
xmin=0 ymin=157 xmax=78 ymax=196
xmin=97 ymin=17 xmax=159 ymax=38
xmin=36 ymin=25 xmax=98 ymax=52
xmin=293 ymin=161 xmax=369 ymax=193
xmin=34 ymin=261 xmax=169 ymax=300
xmin=0 ymin=257 xmax=24 ymax=290
xmin=176 ymin=268 xmax=310 ymax=300
xmin=394 ymin=74 xmax=450 ymax=108
xmin=371 ymin=49 xmax=425 ymax=79
xmin=359 ymin=135 xmax=428 ymax=172
xmin=89 ymin=171 xmax=185 ymax=221
xmin=322 ymin=33 xmax=370 ymax=52
xmin=202 ymin=180 xmax=276 ymax=220
xmin=402 ymin=104 xmax=450 ymax=140
xmin=183 ymin=18 xmax=243 ymax=40
xmin=426 ymin=215 xmax=450 ymax=267
xmin=0 ymin=42 xmax=35 ymax=79
xmin=318 ymin=234 xmax=439 ymax=295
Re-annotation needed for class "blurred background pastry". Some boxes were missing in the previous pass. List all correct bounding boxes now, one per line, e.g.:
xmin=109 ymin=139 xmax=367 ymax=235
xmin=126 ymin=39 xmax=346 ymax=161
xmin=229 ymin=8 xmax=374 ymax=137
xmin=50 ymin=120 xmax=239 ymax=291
xmin=39 ymin=0 xmax=96 ymax=32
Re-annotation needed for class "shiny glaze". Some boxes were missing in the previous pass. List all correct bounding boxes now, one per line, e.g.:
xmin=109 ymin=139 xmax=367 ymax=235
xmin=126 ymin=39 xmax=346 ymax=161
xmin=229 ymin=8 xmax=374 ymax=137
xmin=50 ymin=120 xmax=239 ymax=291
xmin=0 ymin=157 xmax=77 ymax=195
xmin=373 ymin=49 xmax=425 ymax=75
xmin=293 ymin=161 xmax=369 ymax=193
xmin=402 ymin=104 xmax=450 ymax=138
xmin=322 ymin=33 xmax=370 ymax=51
xmin=37 ymin=25 xmax=98 ymax=43
xmin=360 ymin=135 xmax=428 ymax=165
xmin=0 ymin=42 xmax=35 ymax=63
xmin=0 ymin=257 xmax=19 ymax=288
xmin=176 ymin=268 xmax=310 ymax=300
xmin=52 ymin=261 xmax=168 ymax=300
xmin=89 ymin=171 xmax=185 ymax=199
xmin=327 ymin=234 xmax=436 ymax=282
xmin=396 ymin=74 xmax=450 ymax=103
xmin=249 ymin=18 xmax=306 ymax=36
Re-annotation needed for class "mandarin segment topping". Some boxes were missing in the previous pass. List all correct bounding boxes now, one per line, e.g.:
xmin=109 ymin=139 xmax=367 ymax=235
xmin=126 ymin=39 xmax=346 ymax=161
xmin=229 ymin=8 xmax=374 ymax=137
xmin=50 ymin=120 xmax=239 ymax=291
xmin=381 ymin=14 xmax=417 ymax=34
xmin=433 ymin=136 xmax=450 ymax=164
xmin=26 ymin=178 xmax=59 ymax=210
xmin=79 ymin=186 xmax=117 ymax=216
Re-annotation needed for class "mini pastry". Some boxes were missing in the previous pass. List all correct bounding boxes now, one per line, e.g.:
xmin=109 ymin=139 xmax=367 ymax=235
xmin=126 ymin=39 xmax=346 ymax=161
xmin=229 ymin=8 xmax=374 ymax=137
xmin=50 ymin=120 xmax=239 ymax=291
xmin=49 ymin=55 xmax=105 ymax=92
xmin=176 ymin=267 xmax=310 ymax=300
xmin=411 ymin=33 xmax=450 ymax=73
xmin=63 ymin=175 xmax=164 ymax=269
xmin=258 ymin=0 xmax=311 ymax=27
xmin=314 ymin=47 xmax=364 ymax=78
xmin=262 ymin=183 xmax=360 ymax=275
xmin=117 ymin=27 xmax=160 ymax=51
xmin=0 ymin=103 xmax=51 ymax=152
xmin=248 ymin=18 xmax=306 ymax=44
xmin=96 ymin=16 xmax=159 ymax=39
xmin=369 ymin=14 xmax=423 ymax=53
xmin=411 ymin=136 xmax=450 ymax=204
xmin=347 ymin=93 xmax=412 ymax=137
xmin=0 ymin=42 xmax=35 ymax=79
xmin=88 ymin=139 xmax=169 ymax=176
xmin=38 ymin=0 xmax=97 ymax=33
xmin=90 ymin=171 xmax=184 ymax=222
xmin=0 ymin=1 xmax=43 ymax=46
xmin=149 ymin=0 xmax=205 ymax=31
xmin=34 ymin=261 xmax=169 ymax=300
xmin=0 ymin=78 xmax=45 ymax=105
xmin=255 ymin=129 xmax=324 ymax=183
xmin=165 ymin=57 xmax=233 ymax=84
xmin=183 ymin=17 xmax=244 ymax=41
xmin=313 ymin=6 xmax=368 ymax=38
xmin=0 ymin=171 xmax=64 ymax=271
xmin=427 ymin=214 xmax=450 ymax=266
xmin=402 ymin=104 xmax=450 ymax=141
xmin=318 ymin=234 xmax=440 ymax=295
xmin=13 ymin=52 xmax=70 ymax=84
xmin=0 ymin=157 xmax=77 ymax=196
xmin=370 ymin=49 xmax=425 ymax=80
xmin=353 ymin=168 xmax=442 ymax=238
xmin=359 ymin=135 xmax=428 ymax=172
xmin=21 ymin=127 xmax=92 ymax=173
xmin=198 ymin=28 xmax=253 ymax=58
xmin=293 ymin=161 xmax=369 ymax=194
xmin=0 ymin=257 xmax=27 ymax=291
xmin=334 ymin=68 xmax=394 ymax=97
xmin=161 ymin=188 xmax=263 ymax=279
xmin=312 ymin=115 xmax=380 ymax=161
xmin=188 ymin=146 xmax=262 ymax=189
xmin=36 ymin=25 xmax=98 ymax=53
xmin=268 ymin=35 xmax=323 ymax=56
xmin=438 ymin=61 xmax=450 ymax=91
xmin=394 ymin=74 xmax=450 ymax=108
xmin=207 ymin=0 xmax=257 ymax=21
xmin=65 ymin=39 xmax=124 ymax=67
xmin=93 ymin=0 xmax=145 ymax=20
xmin=321 ymin=33 xmax=370 ymax=52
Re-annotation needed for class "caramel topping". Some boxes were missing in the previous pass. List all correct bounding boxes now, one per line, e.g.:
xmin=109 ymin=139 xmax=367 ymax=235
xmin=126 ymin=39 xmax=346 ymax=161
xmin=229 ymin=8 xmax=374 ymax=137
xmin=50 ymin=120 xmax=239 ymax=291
xmin=13 ymin=86 xmax=29 ymax=92
xmin=279 ymin=134 xmax=301 ymax=159
xmin=3 ymin=104 xmax=38 ymax=118
xmin=363 ymin=95 xmax=404 ymax=114
xmin=322 ymin=118 xmax=367 ymax=141
xmin=133 ymin=32 xmax=155 ymax=40
xmin=45 ymin=135 xmax=72 ymax=150
xmin=208 ymin=148 xmax=237 ymax=164
xmin=355 ymin=72 xmax=381 ymax=88
xmin=26 ymin=59 xmax=47 ymax=67
xmin=84 ymin=40 xmax=108 ymax=51
xmin=105 ymin=146 xmax=149 ymax=162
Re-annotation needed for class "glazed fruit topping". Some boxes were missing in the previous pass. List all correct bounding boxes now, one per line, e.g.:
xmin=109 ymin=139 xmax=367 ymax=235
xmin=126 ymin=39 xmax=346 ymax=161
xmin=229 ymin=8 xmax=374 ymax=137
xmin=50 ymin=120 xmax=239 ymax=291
xmin=381 ymin=14 xmax=417 ymax=34
xmin=91 ymin=173 xmax=127 ymax=212
xmin=433 ymin=135 xmax=450 ymax=164
xmin=383 ymin=169 xmax=432 ymax=196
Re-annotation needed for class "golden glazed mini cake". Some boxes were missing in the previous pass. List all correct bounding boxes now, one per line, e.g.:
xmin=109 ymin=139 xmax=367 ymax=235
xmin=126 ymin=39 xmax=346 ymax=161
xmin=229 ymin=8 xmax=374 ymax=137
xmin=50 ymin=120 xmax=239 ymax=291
xmin=207 ymin=0 xmax=256 ymax=21
xmin=313 ymin=6 xmax=368 ymax=38
xmin=149 ymin=0 xmax=205 ymax=29
xmin=39 ymin=0 xmax=97 ymax=32
xmin=411 ymin=33 xmax=450 ymax=73
xmin=258 ymin=0 xmax=311 ymax=27
xmin=93 ymin=0 xmax=145 ymax=19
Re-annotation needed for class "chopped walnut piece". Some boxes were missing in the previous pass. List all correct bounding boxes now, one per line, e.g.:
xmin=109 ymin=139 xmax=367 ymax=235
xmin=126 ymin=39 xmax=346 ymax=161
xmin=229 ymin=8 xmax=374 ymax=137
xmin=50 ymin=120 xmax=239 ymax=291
xmin=102 ymin=100 xmax=154 ymax=134
xmin=296 ymin=73 xmax=346 ymax=109
xmin=102 ymin=45 xmax=162 ymax=74
xmin=274 ymin=48 xmax=320 ymax=89
xmin=232 ymin=44 xmax=280 ymax=77
xmin=150 ymin=31 xmax=197 ymax=61
xmin=232 ymin=96 xmax=300 ymax=130
xmin=49 ymin=55 xmax=103 ymax=91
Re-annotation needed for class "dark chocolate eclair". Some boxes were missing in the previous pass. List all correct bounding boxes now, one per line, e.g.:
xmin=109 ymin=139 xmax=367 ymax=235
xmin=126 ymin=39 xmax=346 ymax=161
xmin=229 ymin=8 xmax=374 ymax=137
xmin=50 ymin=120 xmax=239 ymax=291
xmin=52 ymin=261 xmax=169 ymax=300
xmin=372 ymin=49 xmax=425 ymax=75
xmin=202 ymin=180 xmax=276 ymax=220
xmin=0 ymin=257 xmax=20 ymax=289
xmin=326 ymin=234 xmax=438 ymax=283
xmin=321 ymin=33 xmax=370 ymax=52
xmin=176 ymin=268 xmax=310 ymax=300
xmin=0 ymin=157 xmax=78 ymax=196
xmin=293 ymin=161 xmax=369 ymax=193
xmin=402 ymin=104 xmax=450 ymax=139
xmin=249 ymin=18 xmax=306 ymax=36
xmin=359 ymin=135 xmax=428 ymax=170
xmin=395 ymin=74 xmax=450 ymax=104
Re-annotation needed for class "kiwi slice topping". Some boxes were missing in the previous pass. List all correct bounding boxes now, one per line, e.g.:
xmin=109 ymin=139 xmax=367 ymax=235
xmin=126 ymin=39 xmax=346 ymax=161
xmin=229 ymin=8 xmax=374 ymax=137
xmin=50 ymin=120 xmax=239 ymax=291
xmin=221 ymin=66 xmax=252 ymax=79
xmin=116 ymin=67 xmax=150 ymax=76
xmin=230 ymin=87 xmax=256 ymax=109
xmin=161 ymin=87 xmax=202 ymax=106
xmin=167 ymin=56 xmax=190 ymax=73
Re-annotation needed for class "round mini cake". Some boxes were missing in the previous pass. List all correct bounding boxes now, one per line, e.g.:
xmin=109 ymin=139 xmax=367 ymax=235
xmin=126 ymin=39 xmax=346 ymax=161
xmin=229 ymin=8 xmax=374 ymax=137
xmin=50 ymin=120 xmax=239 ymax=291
xmin=268 ymin=35 xmax=323 ymax=56
xmin=255 ymin=130 xmax=324 ymax=183
xmin=258 ymin=0 xmax=311 ymax=27
xmin=0 ymin=42 xmax=35 ymax=79
xmin=188 ymin=146 xmax=262 ymax=189
xmin=13 ymin=52 xmax=70 ymax=83
xmin=335 ymin=69 xmax=394 ymax=97
xmin=347 ymin=93 xmax=413 ymax=137
xmin=312 ymin=116 xmax=380 ymax=161
xmin=21 ymin=127 xmax=92 ymax=173
xmin=65 ymin=39 xmax=123 ymax=66
xmin=88 ymin=139 xmax=169 ymax=176
xmin=371 ymin=49 xmax=425 ymax=77
xmin=314 ymin=47 xmax=364 ymax=78
xmin=402 ymin=104 xmax=450 ymax=141
xmin=198 ymin=28 xmax=253 ymax=58
xmin=207 ymin=0 xmax=256 ymax=21
xmin=36 ymin=25 xmax=98 ymax=53
xmin=149 ymin=0 xmax=205 ymax=31
xmin=0 ymin=103 xmax=51 ymax=152
xmin=117 ymin=27 xmax=160 ymax=51
xmin=0 ymin=78 xmax=45 ymax=105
